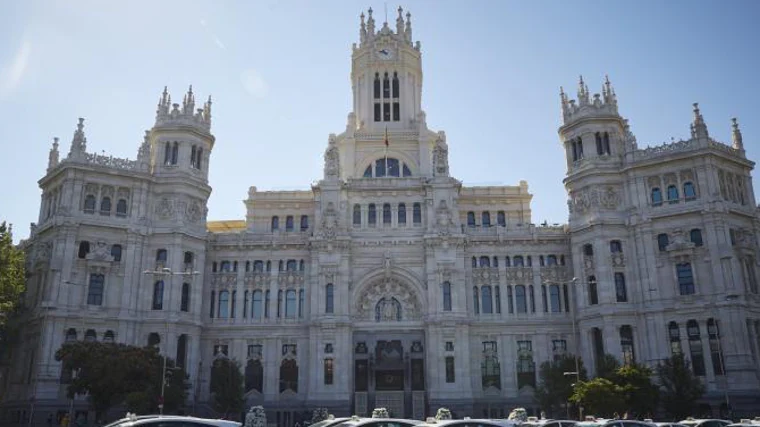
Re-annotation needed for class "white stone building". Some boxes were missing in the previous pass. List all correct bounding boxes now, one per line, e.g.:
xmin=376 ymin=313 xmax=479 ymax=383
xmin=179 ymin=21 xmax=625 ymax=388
xmin=2 ymin=6 xmax=760 ymax=425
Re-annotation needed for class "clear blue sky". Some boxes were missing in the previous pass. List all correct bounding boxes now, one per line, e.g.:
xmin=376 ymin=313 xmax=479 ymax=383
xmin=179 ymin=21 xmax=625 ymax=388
xmin=1 ymin=0 xmax=759 ymax=242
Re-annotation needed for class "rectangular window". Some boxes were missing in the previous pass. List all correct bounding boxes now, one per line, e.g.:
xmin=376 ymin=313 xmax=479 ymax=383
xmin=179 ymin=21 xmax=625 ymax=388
xmin=677 ymin=263 xmax=695 ymax=295
xmin=445 ymin=356 xmax=455 ymax=383
xmin=615 ymin=272 xmax=628 ymax=302
xmin=324 ymin=359 xmax=334 ymax=385
xmin=445 ymin=341 xmax=454 ymax=351
xmin=383 ymin=102 xmax=391 ymax=121
xmin=392 ymin=102 xmax=400 ymax=121
xmin=374 ymin=103 xmax=381 ymax=122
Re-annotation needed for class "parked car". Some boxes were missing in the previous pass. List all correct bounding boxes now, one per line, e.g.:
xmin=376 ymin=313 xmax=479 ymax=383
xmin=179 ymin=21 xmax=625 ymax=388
xmin=309 ymin=418 xmax=353 ymax=427
xmin=655 ymin=422 xmax=689 ymax=427
xmin=575 ymin=418 xmax=655 ymax=427
xmin=727 ymin=419 xmax=760 ymax=427
xmin=520 ymin=418 xmax=577 ymax=427
xmin=330 ymin=415 xmax=420 ymax=427
xmin=103 ymin=414 xmax=242 ymax=427
xmin=414 ymin=417 xmax=521 ymax=427
xmin=679 ymin=418 xmax=732 ymax=427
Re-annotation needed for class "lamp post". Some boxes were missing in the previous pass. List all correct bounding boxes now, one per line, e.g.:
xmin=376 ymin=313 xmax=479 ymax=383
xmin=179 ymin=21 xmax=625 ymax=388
xmin=143 ymin=267 xmax=199 ymax=415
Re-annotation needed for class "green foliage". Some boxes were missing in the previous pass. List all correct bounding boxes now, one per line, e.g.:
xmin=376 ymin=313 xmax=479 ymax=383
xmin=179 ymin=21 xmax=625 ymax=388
xmin=613 ymin=363 xmax=660 ymax=417
xmin=0 ymin=222 xmax=25 ymax=338
xmin=210 ymin=357 xmax=245 ymax=416
xmin=595 ymin=354 xmax=621 ymax=380
xmin=535 ymin=354 xmax=587 ymax=417
xmin=55 ymin=341 xmax=188 ymax=417
xmin=657 ymin=353 xmax=705 ymax=420
xmin=570 ymin=377 xmax=626 ymax=418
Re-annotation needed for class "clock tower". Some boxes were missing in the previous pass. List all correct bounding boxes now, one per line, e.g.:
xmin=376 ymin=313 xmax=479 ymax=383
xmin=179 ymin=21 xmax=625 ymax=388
xmin=351 ymin=7 xmax=423 ymax=133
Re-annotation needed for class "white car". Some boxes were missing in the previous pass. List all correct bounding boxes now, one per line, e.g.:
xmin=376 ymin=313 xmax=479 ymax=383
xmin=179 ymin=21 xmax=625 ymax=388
xmin=329 ymin=415 xmax=420 ymax=427
xmin=520 ymin=418 xmax=577 ymax=427
xmin=679 ymin=419 xmax=732 ymax=427
xmin=103 ymin=414 xmax=242 ymax=427
xmin=414 ymin=418 xmax=520 ymax=427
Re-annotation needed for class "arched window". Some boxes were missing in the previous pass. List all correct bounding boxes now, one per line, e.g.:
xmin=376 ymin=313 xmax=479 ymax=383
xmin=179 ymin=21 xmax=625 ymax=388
xmin=87 ymin=273 xmax=105 ymax=306
xmin=398 ymin=203 xmax=406 ymax=225
xmin=271 ymin=216 xmax=279 ymax=231
xmin=373 ymin=72 xmax=381 ymax=99
xmin=252 ymin=290 xmax=263 ymax=319
xmin=492 ymin=257 xmax=499 ymax=267
xmin=285 ymin=215 xmax=294 ymax=231
xmin=65 ymin=328 xmax=77 ymax=342
xmin=583 ymin=243 xmax=594 ymax=256
xmin=110 ymin=244 xmax=122 ymax=262
xmin=402 ymin=164 xmax=411 ymax=176
xmin=684 ymin=182 xmax=697 ymax=200
xmin=245 ymin=359 xmax=264 ymax=393
xmin=677 ymin=263 xmax=695 ymax=295
xmin=549 ymin=284 xmax=561 ymax=312
xmin=325 ymin=284 xmax=334 ymax=314
xmin=285 ymin=290 xmax=297 ymax=318
xmin=392 ymin=71 xmax=400 ymax=98
xmin=184 ymin=251 xmax=194 ymax=270
xmin=353 ymin=204 xmax=361 ymax=226
xmin=603 ymin=132 xmax=611 ymax=154
xmin=658 ymin=233 xmax=669 ymax=251
xmin=152 ymin=281 xmax=164 ymax=310
xmin=497 ymin=211 xmax=506 ymax=227
xmin=507 ymin=286 xmax=514 ymax=314
xmin=547 ymin=255 xmax=558 ymax=265
xmin=472 ymin=286 xmax=480 ymax=314
xmin=541 ymin=285 xmax=548 ymax=312
xmin=527 ymin=256 xmax=533 ymax=267
xmin=299 ymin=260 xmax=305 ymax=271
xmin=413 ymin=203 xmax=422 ymax=224
xmin=481 ymin=212 xmax=491 ymax=228
xmin=103 ymin=330 xmax=115 ymax=343
xmin=181 ymin=283 xmax=190 ymax=312
xmin=286 ymin=260 xmax=297 ymax=271
xmin=253 ymin=260 xmax=264 ymax=272
xmin=264 ymin=290 xmax=270 ymax=318
xmin=687 ymin=320 xmax=706 ymax=375
xmin=495 ymin=286 xmax=501 ymax=313
xmin=479 ymin=256 xmax=490 ymax=268
xmin=243 ymin=290 xmax=249 ymax=317
xmin=84 ymin=194 xmax=96 ymax=214
xmin=690 ymin=229 xmax=703 ymax=246
xmin=383 ymin=71 xmax=391 ymax=99
xmin=667 ymin=185 xmax=679 ymax=203
xmin=100 ymin=197 xmax=111 ymax=215
xmin=220 ymin=261 xmax=231 ymax=272
xmin=364 ymin=165 xmax=373 ymax=177
xmin=266 ymin=261 xmax=271 ymax=272
xmin=442 ymin=282 xmax=452 ymax=311
xmin=190 ymin=145 xmax=197 ymax=168
xmin=156 ymin=249 xmax=167 ymax=263
xmin=467 ymin=212 xmax=476 ymax=227
xmin=210 ymin=291 xmax=215 ymax=318
xmin=164 ymin=142 xmax=171 ymax=165
xmin=279 ymin=359 xmax=299 ymax=393
xmin=78 ymin=241 xmax=90 ymax=259
xmin=176 ymin=334 xmax=187 ymax=369
xmin=615 ymin=272 xmax=628 ymax=302
xmin=515 ymin=285 xmax=527 ymax=313
xmin=368 ymin=204 xmax=377 ymax=225
xmin=669 ymin=321 xmax=682 ymax=355
xmin=383 ymin=203 xmax=392 ymax=225
xmin=471 ymin=257 xmax=477 ymax=268
xmin=84 ymin=329 xmax=97 ymax=342
xmin=707 ymin=318 xmax=724 ymax=375
xmin=620 ymin=325 xmax=635 ymax=365
xmin=171 ymin=142 xmax=178 ymax=165
xmin=513 ymin=255 xmax=524 ymax=267
xmin=610 ymin=240 xmax=622 ymax=253
xmin=278 ymin=260 xmax=284 ymax=271
xmin=539 ymin=255 xmax=545 ymax=267
xmin=588 ymin=276 xmax=598 ymax=305
xmin=481 ymin=286 xmax=493 ymax=314
xmin=651 ymin=187 xmax=663 ymax=206
xmin=299 ymin=289 xmax=304 ymax=318
xmin=595 ymin=132 xmax=603 ymax=155
xmin=218 ymin=290 xmax=230 ymax=318
xmin=148 ymin=332 xmax=161 ymax=347
xmin=300 ymin=215 xmax=309 ymax=231
xmin=196 ymin=147 xmax=203 ymax=169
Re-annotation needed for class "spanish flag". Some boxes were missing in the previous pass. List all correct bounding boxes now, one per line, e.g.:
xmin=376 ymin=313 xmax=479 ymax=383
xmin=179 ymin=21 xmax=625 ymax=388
xmin=384 ymin=126 xmax=389 ymax=147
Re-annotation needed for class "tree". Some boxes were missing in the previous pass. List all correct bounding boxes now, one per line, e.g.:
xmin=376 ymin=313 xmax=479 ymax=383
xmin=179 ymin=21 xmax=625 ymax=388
xmin=569 ymin=377 xmax=626 ymax=418
xmin=55 ymin=341 xmax=188 ymax=419
xmin=613 ymin=363 xmax=659 ymax=418
xmin=210 ymin=357 xmax=245 ymax=417
xmin=245 ymin=405 xmax=267 ymax=427
xmin=0 ymin=222 xmax=25 ymax=347
xmin=311 ymin=408 xmax=330 ymax=424
xmin=657 ymin=354 xmax=705 ymax=420
xmin=535 ymin=354 xmax=588 ymax=417
xmin=596 ymin=354 xmax=621 ymax=380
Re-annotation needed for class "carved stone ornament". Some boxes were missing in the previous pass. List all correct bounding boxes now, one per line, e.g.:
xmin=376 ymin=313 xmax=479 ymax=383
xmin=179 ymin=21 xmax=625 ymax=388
xmin=539 ymin=266 xmax=569 ymax=283
xmin=317 ymin=202 xmax=339 ymax=240
xmin=323 ymin=134 xmax=340 ymax=180
xmin=33 ymin=241 xmax=53 ymax=265
xmin=155 ymin=199 xmax=174 ymax=220
xmin=611 ymin=253 xmax=626 ymax=268
xmin=87 ymin=241 xmax=114 ymax=262
xmin=185 ymin=200 xmax=203 ymax=223
xmin=432 ymin=134 xmax=449 ymax=177
xmin=355 ymin=278 xmax=421 ymax=321
xmin=505 ymin=267 xmax=533 ymax=284
xmin=568 ymin=185 xmax=621 ymax=214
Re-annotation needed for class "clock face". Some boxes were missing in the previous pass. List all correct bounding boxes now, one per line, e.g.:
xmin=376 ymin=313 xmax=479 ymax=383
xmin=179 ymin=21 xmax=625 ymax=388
xmin=377 ymin=47 xmax=395 ymax=60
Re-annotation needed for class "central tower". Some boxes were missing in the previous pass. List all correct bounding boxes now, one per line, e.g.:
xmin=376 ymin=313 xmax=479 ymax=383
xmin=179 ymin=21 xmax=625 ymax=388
xmin=351 ymin=7 xmax=422 ymax=132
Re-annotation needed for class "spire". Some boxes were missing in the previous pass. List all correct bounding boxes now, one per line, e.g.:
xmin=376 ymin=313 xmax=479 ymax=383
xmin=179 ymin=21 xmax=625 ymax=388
xmin=404 ymin=11 xmax=412 ymax=43
xmin=691 ymin=102 xmax=709 ymax=140
xmin=47 ymin=137 xmax=60 ymax=172
xmin=154 ymin=86 xmax=212 ymax=131
xmin=560 ymin=86 xmax=569 ymax=119
xmin=602 ymin=75 xmax=617 ymax=106
xmin=68 ymin=118 xmax=87 ymax=158
xmin=367 ymin=7 xmax=375 ymax=37
xmin=577 ymin=75 xmax=590 ymax=106
xmin=182 ymin=85 xmax=195 ymax=114
xmin=137 ymin=130 xmax=151 ymax=168
xmin=731 ymin=117 xmax=744 ymax=150
xmin=204 ymin=95 xmax=213 ymax=125
xmin=396 ymin=6 xmax=404 ymax=35
xmin=360 ymin=12 xmax=367 ymax=43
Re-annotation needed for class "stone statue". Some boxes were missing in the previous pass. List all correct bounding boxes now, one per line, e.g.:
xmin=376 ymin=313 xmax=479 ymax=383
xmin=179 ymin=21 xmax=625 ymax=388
xmin=432 ymin=133 xmax=449 ymax=176
xmin=323 ymin=134 xmax=340 ymax=180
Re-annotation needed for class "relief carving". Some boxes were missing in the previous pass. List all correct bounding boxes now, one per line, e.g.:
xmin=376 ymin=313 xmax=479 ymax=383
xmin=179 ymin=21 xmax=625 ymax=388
xmin=155 ymin=199 xmax=174 ymax=220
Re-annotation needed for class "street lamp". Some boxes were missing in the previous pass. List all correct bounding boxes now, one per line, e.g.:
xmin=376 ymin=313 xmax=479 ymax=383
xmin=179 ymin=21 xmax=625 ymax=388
xmin=143 ymin=268 xmax=200 ymax=415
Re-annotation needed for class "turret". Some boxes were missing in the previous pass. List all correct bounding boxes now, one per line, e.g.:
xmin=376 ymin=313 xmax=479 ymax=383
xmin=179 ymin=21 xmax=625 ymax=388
xmin=47 ymin=137 xmax=59 ymax=173
xmin=690 ymin=102 xmax=709 ymax=141
xmin=148 ymin=85 xmax=215 ymax=180
xmin=732 ymin=117 xmax=744 ymax=150
xmin=67 ymin=118 xmax=87 ymax=160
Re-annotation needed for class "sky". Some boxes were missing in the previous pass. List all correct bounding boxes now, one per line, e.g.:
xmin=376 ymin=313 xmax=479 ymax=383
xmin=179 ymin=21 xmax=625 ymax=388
xmin=1 ymin=0 xmax=759 ymax=243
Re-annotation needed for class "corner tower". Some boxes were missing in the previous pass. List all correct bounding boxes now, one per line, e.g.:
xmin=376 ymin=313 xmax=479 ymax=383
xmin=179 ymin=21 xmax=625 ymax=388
xmin=351 ymin=7 xmax=422 ymax=132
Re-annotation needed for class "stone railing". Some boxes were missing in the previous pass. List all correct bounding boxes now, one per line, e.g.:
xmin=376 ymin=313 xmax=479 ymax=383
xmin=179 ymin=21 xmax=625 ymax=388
xmin=62 ymin=152 xmax=144 ymax=172
xmin=632 ymin=137 xmax=741 ymax=161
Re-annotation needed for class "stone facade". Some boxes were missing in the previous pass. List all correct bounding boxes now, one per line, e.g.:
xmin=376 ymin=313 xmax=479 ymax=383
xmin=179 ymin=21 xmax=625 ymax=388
xmin=3 ymin=7 xmax=760 ymax=426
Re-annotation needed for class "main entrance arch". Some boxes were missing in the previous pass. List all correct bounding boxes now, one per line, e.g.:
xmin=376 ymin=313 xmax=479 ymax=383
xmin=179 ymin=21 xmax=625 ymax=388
xmin=351 ymin=274 xmax=427 ymax=419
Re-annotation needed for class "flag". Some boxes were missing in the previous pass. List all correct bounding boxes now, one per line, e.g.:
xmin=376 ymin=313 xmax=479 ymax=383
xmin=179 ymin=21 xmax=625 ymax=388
xmin=384 ymin=126 xmax=389 ymax=147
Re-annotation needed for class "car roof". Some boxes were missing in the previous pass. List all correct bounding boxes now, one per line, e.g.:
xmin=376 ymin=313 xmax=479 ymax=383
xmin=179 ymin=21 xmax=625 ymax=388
xmin=118 ymin=416 xmax=241 ymax=427
xmin=416 ymin=419 xmax=520 ymax=427
xmin=333 ymin=418 xmax=419 ymax=426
